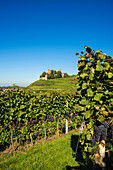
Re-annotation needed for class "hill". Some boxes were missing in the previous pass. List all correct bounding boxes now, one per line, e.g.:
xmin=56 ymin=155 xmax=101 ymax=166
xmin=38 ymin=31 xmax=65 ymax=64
xmin=26 ymin=75 xmax=78 ymax=93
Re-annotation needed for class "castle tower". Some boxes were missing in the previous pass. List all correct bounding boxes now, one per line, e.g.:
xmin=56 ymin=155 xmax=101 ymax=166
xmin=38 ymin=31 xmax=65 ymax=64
xmin=48 ymin=69 xmax=51 ymax=74
xmin=62 ymin=73 xmax=64 ymax=78
xmin=45 ymin=74 xmax=48 ymax=80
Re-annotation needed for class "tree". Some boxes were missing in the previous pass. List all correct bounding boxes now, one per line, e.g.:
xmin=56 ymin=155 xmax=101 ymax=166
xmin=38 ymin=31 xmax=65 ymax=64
xmin=51 ymin=70 xmax=54 ymax=75
xmin=54 ymin=70 xmax=57 ymax=74
xmin=40 ymin=72 xmax=46 ymax=78
xmin=56 ymin=71 xmax=62 ymax=78
xmin=64 ymin=73 xmax=68 ymax=78
xmin=47 ymin=73 xmax=54 ymax=79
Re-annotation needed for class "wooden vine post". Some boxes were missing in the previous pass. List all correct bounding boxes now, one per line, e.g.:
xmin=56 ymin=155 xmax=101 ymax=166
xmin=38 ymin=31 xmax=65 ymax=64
xmin=57 ymin=117 xmax=59 ymax=136
xmin=66 ymin=101 xmax=68 ymax=134
xmin=11 ymin=125 xmax=14 ymax=154
xmin=30 ymin=133 xmax=33 ymax=146
xmin=44 ymin=117 xmax=46 ymax=140
xmin=18 ymin=120 xmax=21 ymax=145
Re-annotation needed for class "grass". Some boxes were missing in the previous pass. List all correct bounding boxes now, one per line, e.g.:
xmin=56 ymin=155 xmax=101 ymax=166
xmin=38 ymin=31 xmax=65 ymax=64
xmin=0 ymin=132 xmax=92 ymax=170
xmin=26 ymin=75 xmax=78 ymax=93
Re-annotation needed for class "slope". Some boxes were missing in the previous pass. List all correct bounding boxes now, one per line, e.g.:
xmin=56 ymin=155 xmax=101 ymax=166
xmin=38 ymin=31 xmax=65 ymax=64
xmin=26 ymin=75 xmax=78 ymax=92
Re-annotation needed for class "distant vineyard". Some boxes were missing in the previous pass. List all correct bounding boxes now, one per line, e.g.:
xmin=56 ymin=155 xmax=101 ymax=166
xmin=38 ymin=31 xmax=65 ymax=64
xmin=0 ymin=89 xmax=79 ymax=150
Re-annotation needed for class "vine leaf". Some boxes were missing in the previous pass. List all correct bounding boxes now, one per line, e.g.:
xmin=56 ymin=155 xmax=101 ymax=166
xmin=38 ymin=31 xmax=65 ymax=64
xmin=80 ymin=73 xmax=88 ymax=78
xmin=89 ymin=73 xmax=94 ymax=80
xmin=87 ymin=88 xmax=94 ymax=97
xmin=82 ymin=83 xmax=87 ymax=89
xmin=96 ymin=63 xmax=103 ymax=71
xmin=97 ymin=115 xmax=104 ymax=122
xmin=85 ymin=110 xmax=91 ymax=119
xmin=108 ymin=72 xmax=113 ymax=78
xmin=79 ymin=97 xmax=87 ymax=105
xmin=94 ymin=105 xmax=100 ymax=110
xmin=94 ymin=93 xmax=103 ymax=101
xmin=86 ymin=132 xmax=91 ymax=140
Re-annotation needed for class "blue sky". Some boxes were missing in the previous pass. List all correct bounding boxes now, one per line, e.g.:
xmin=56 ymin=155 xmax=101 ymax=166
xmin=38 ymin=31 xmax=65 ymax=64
xmin=0 ymin=0 xmax=113 ymax=86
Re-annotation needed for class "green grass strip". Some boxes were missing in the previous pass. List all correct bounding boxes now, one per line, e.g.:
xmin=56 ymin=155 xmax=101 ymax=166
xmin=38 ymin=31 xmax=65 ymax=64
xmin=0 ymin=133 xmax=92 ymax=170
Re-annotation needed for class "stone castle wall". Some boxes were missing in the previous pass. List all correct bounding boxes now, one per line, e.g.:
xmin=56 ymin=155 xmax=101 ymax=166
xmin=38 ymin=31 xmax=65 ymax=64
xmin=40 ymin=69 xmax=64 ymax=80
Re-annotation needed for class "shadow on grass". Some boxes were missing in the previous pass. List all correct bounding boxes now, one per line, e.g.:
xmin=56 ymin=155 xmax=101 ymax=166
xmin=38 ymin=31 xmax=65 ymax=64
xmin=106 ymin=150 xmax=113 ymax=169
xmin=66 ymin=165 xmax=86 ymax=170
xmin=71 ymin=134 xmax=85 ymax=163
xmin=66 ymin=134 xmax=93 ymax=170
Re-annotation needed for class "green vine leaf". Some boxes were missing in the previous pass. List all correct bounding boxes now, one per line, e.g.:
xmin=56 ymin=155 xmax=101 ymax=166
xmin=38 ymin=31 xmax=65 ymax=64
xmin=108 ymin=72 xmax=113 ymax=78
xmin=86 ymin=132 xmax=91 ymax=141
xmin=79 ymin=97 xmax=87 ymax=105
xmin=85 ymin=110 xmax=91 ymax=119
xmin=89 ymin=73 xmax=94 ymax=80
xmin=94 ymin=93 xmax=103 ymax=101
xmin=97 ymin=115 xmax=104 ymax=122
xmin=96 ymin=62 xmax=103 ymax=71
xmin=82 ymin=83 xmax=87 ymax=89
xmin=80 ymin=73 xmax=88 ymax=78
xmin=87 ymin=88 xmax=94 ymax=97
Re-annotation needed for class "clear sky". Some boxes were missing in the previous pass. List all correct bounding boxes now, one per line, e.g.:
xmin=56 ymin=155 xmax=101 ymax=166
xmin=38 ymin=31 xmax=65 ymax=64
xmin=0 ymin=0 xmax=113 ymax=86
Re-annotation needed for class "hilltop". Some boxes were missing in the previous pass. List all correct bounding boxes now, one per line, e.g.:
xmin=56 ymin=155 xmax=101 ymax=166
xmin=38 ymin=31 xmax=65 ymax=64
xmin=40 ymin=69 xmax=68 ymax=80
xmin=26 ymin=75 xmax=78 ymax=93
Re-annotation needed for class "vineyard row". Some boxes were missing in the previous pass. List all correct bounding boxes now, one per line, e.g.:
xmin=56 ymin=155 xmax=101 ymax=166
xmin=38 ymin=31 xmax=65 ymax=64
xmin=0 ymin=89 xmax=80 ymax=150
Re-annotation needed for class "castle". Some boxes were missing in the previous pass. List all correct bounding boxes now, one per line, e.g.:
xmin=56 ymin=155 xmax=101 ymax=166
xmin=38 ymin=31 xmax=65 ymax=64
xmin=40 ymin=74 xmax=48 ymax=80
xmin=40 ymin=69 xmax=66 ymax=80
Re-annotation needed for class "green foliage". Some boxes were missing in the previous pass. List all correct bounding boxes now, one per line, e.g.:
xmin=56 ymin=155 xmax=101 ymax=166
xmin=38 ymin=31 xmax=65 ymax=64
xmin=64 ymin=73 xmax=69 ymax=78
xmin=76 ymin=46 xmax=113 ymax=158
xmin=0 ymin=89 xmax=78 ymax=148
xmin=40 ymin=71 xmax=46 ymax=78
xmin=47 ymin=73 xmax=55 ymax=79
xmin=56 ymin=71 xmax=62 ymax=78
